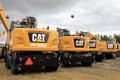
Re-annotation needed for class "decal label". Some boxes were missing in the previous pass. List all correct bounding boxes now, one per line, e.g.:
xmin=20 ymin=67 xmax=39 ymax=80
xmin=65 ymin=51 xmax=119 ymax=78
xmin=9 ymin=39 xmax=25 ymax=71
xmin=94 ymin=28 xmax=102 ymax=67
xmin=28 ymin=33 xmax=49 ymax=43
xmin=89 ymin=42 xmax=96 ymax=48
xmin=107 ymin=43 xmax=114 ymax=49
xmin=74 ymin=39 xmax=84 ymax=47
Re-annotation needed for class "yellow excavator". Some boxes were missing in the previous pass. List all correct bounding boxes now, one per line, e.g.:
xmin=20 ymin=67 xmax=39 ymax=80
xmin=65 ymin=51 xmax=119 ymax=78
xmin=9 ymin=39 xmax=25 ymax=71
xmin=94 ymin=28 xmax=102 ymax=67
xmin=79 ymin=31 xmax=105 ymax=62
xmin=100 ymin=40 xmax=116 ymax=59
xmin=57 ymin=28 xmax=95 ymax=67
xmin=0 ymin=3 xmax=59 ymax=74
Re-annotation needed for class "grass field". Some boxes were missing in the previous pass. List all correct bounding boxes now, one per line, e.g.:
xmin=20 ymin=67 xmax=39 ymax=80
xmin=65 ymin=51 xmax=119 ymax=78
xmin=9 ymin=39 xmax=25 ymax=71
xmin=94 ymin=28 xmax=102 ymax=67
xmin=0 ymin=58 xmax=120 ymax=80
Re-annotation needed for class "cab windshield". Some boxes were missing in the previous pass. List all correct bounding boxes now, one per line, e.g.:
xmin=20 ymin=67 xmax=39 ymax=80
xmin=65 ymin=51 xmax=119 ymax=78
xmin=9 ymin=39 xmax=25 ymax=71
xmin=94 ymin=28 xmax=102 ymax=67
xmin=10 ymin=21 xmax=27 ymax=30
xmin=12 ymin=22 xmax=22 ymax=27
xmin=57 ymin=28 xmax=70 ymax=36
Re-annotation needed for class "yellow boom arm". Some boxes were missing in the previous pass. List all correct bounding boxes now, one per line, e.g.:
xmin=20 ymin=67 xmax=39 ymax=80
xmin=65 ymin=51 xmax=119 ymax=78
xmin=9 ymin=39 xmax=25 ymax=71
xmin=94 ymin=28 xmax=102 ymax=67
xmin=0 ymin=3 xmax=10 ymax=44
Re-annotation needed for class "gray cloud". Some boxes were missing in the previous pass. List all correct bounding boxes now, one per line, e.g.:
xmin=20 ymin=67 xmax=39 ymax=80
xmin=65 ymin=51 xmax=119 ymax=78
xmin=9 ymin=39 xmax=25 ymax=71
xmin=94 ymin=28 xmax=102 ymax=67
xmin=1 ymin=0 xmax=80 ymax=17
xmin=0 ymin=0 xmax=120 ymax=40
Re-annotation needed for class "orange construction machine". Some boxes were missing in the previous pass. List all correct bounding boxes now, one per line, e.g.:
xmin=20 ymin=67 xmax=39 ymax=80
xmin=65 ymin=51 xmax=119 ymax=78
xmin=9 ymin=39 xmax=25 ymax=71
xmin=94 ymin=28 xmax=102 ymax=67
xmin=0 ymin=3 xmax=59 ymax=74
xmin=79 ymin=31 xmax=105 ymax=62
xmin=100 ymin=40 xmax=116 ymax=59
xmin=57 ymin=28 xmax=95 ymax=67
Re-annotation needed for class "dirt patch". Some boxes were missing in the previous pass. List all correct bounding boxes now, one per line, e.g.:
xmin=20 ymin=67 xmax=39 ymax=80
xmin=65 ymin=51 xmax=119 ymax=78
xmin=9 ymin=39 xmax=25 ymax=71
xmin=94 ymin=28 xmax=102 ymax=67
xmin=0 ymin=58 xmax=120 ymax=80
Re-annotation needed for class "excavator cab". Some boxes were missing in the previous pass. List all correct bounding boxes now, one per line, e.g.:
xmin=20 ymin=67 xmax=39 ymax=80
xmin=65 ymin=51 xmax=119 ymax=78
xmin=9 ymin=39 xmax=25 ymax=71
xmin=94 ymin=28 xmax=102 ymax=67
xmin=10 ymin=16 xmax=37 ymax=31
xmin=57 ymin=28 xmax=70 ymax=36
xmin=22 ymin=16 xmax=37 ymax=28
xmin=10 ymin=21 xmax=27 ymax=30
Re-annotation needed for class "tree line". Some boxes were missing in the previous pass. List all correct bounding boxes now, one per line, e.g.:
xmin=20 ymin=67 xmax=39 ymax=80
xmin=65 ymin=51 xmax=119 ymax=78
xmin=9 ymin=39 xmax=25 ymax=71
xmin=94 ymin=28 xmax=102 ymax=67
xmin=100 ymin=34 xmax=120 ymax=43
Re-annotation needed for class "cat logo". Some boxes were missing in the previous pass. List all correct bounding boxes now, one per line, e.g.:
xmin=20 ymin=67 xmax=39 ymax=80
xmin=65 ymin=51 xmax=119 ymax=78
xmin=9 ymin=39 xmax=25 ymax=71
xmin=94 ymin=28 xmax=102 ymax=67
xmin=107 ymin=43 xmax=114 ymax=49
xmin=89 ymin=42 xmax=96 ymax=48
xmin=74 ymin=39 xmax=84 ymax=47
xmin=76 ymin=40 xmax=84 ymax=46
xmin=28 ymin=33 xmax=49 ymax=43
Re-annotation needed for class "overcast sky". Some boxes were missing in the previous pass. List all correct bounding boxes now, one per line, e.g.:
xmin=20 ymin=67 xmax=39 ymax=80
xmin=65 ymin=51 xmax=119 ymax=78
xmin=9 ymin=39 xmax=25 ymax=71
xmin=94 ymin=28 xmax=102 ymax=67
xmin=1 ymin=0 xmax=120 ymax=42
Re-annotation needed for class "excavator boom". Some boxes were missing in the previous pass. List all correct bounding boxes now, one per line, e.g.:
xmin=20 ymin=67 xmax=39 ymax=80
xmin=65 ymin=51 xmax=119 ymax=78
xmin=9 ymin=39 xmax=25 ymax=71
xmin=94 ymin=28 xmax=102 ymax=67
xmin=0 ymin=3 xmax=10 ymax=44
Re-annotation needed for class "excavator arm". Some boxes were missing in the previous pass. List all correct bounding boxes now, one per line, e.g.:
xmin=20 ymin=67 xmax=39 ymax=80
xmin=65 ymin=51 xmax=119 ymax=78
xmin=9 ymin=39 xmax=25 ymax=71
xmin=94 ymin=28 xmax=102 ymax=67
xmin=79 ymin=31 xmax=101 ymax=40
xmin=79 ymin=31 xmax=93 ymax=38
xmin=0 ymin=3 xmax=10 ymax=44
